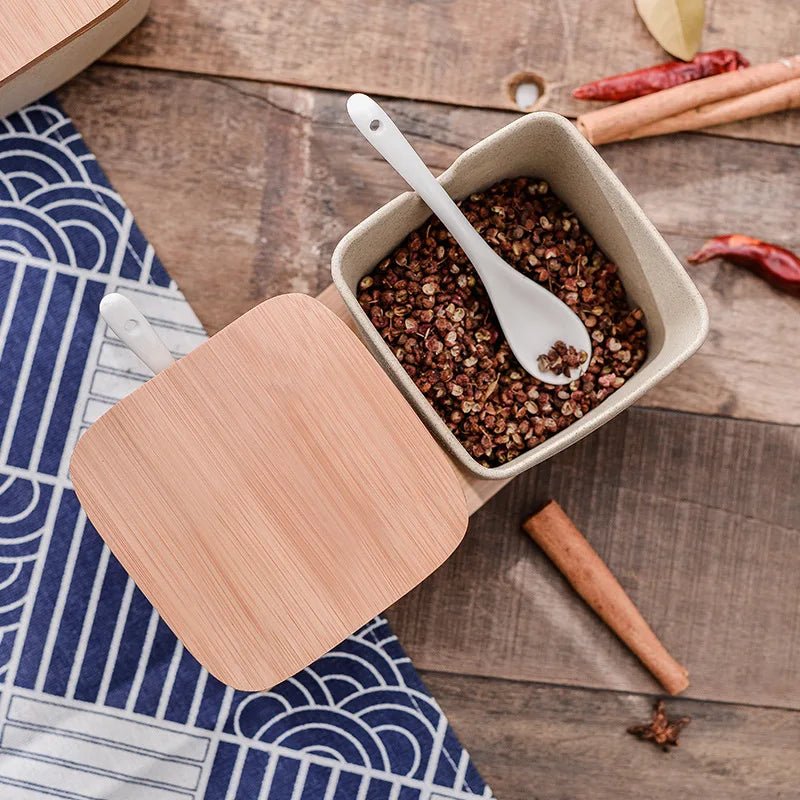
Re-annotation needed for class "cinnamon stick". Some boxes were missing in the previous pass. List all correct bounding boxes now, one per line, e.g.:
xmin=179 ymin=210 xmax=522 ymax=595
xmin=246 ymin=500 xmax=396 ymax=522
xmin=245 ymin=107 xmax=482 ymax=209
xmin=577 ymin=55 xmax=800 ymax=146
xmin=523 ymin=500 xmax=689 ymax=695
xmin=613 ymin=77 xmax=800 ymax=142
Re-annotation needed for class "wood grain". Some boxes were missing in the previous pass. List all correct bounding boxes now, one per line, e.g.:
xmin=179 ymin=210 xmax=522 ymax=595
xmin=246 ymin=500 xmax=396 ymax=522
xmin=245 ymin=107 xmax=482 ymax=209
xmin=71 ymin=294 xmax=468 ymax=690
xmin=101 ymin=0 xmax=800 ymax=146
xmin=423 ymin=671 xmax=800 ymax=800
xmin=315 ymin=284 xmax=512 ymax=515
xmin=523 ymin=500 xmax=689 ymax=695
xmin=0 ymin=0 xmax=121 ymax=83
xmin=389 ymin=406 xmax=800 ymax=710
xmin=58 ymin=66 xmax=800 ymax=426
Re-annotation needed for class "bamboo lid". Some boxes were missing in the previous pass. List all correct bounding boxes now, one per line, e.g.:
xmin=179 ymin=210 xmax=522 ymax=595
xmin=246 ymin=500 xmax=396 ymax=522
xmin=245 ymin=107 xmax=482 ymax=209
xmin=71 ymin=294 xmax=467 ymax=690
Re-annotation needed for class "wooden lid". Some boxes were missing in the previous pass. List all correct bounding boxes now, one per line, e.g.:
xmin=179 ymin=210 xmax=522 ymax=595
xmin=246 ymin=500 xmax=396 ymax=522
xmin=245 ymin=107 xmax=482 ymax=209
xmin=1 ymin=0 xmax=121 ymax=84
xmin=71 ymin=294 xmax=467 ymax=690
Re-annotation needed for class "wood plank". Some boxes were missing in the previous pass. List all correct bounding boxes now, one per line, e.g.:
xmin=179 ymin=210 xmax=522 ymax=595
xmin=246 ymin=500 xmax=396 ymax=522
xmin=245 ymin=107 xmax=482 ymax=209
xmin=58 ymin=66 xmax=800 ymax=426
xmin=389 ymin=406 xmax=800 ymax=709
xmin=103 ymin=0 xmax=800 ymax=146
xmin=422 ymin=671 xmax=800 ymax=800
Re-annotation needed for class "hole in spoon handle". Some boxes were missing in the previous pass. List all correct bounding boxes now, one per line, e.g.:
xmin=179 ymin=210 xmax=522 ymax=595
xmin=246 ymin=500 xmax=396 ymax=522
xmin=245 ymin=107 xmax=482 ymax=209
xmin=100 ymin=293 xmax=175 ymax=376
xmin=347 ymin=94 xmax=481 ymax=257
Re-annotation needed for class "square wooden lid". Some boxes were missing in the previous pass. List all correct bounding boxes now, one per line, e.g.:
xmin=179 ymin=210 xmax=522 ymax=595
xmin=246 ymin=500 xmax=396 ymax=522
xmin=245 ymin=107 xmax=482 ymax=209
xmin=1 ymin=0 xmax=121 ymax=84
xmin=70 ymin=294 xmax=467 ymax=690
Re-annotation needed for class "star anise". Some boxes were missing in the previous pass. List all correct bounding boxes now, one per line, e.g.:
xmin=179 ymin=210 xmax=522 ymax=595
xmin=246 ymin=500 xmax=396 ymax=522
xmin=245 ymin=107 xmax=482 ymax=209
xmin=627 ymin=700 xmax=691 ymax=751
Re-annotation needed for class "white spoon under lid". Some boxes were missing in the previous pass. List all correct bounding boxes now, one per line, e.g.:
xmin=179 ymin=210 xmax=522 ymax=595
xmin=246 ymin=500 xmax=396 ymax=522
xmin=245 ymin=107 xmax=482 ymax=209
xmin=100 ymin=292 xmax=175 ymax=375
xmin=347 ymin=93 xmax=591 ymax=386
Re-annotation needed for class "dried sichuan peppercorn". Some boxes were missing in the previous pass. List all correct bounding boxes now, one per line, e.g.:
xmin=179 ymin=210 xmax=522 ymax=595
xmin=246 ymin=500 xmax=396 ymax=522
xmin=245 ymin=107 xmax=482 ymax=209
xmin=688 ymin=234 xmax=800 ymax=297
xmin=572 ymin=49 xmax=749 ymax=102
xmin=537 ymin=340 xmax=588 ymax=378
xmin=356 ymin=177 xmax=648 ymax=468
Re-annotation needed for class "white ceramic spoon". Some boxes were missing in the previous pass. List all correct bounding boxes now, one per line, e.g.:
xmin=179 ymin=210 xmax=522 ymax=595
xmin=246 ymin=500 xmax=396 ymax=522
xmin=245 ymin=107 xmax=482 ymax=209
xmin=347 ymin=93 xmax=591 ymax=386
xmin=100 ymin=293 xmax=174 ymax=375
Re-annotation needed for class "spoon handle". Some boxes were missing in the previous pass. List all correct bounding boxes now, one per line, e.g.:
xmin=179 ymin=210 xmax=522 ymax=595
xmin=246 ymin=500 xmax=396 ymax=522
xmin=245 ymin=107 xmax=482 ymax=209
xmin=100 ymin=293 xmax=175 ymax=375
xmin=347 ymin=94 xmax=489 ymax=267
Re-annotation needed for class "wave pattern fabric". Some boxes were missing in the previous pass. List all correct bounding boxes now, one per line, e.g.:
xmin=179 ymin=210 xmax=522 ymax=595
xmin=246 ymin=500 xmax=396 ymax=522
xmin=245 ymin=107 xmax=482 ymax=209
xmin=0 ymin=98 xmax=493 ymax=800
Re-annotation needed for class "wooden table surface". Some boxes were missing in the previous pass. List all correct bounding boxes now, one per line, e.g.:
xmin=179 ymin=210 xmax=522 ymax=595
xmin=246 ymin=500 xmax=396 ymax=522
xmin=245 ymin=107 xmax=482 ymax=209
xmin=57 ymin=2 xmax=799 ymax=797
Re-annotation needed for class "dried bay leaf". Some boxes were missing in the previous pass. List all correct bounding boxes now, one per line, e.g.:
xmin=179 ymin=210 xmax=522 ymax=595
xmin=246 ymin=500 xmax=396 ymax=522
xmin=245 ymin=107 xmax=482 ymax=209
xmin=634 ymin=0 xmax=705 ymax=61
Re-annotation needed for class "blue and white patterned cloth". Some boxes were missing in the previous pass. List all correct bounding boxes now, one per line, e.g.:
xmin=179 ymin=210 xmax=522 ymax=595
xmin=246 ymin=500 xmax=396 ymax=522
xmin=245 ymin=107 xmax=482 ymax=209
xmin=0 ymin=98 xmax=493 ymax=799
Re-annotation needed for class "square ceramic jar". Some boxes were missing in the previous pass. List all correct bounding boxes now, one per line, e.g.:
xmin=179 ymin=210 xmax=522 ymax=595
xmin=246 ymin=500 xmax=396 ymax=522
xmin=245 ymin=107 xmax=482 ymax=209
xmin=332 ymin=112 xmax=709 ymax=479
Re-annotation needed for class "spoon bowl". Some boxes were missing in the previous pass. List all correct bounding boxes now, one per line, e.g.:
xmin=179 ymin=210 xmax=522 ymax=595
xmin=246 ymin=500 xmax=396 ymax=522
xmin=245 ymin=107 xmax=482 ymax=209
xmin=347 ymin=93 xmax=591 ymax=385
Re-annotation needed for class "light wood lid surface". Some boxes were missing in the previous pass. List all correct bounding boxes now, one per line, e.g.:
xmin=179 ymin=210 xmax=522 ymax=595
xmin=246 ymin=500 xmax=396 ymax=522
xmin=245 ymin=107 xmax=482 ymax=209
xmin=0 ymin=0 xmax=122 ymax=84
xmin=71 ymin=294 xmax=467 ymax=690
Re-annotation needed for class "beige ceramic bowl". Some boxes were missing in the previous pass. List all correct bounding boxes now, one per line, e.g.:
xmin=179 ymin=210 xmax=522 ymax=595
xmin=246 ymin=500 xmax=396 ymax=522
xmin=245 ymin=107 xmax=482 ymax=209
xmin=332 ymin=112 xmax=709 ymax=480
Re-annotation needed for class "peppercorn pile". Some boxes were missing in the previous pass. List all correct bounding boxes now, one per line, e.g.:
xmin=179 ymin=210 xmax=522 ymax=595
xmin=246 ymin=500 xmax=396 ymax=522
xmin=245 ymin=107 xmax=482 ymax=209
xmin=357 ymin=177 xmax=648 ymax=467
xmin=537 ymin=340 xmax=588 ymax=378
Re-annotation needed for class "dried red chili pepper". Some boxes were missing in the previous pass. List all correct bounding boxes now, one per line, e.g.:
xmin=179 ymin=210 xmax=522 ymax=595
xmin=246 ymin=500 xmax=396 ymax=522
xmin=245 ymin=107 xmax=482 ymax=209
xmin=688 ymin=235 xmax=800 ymax=297
xmin=572 ymin=49 xmax=750 ymax=102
